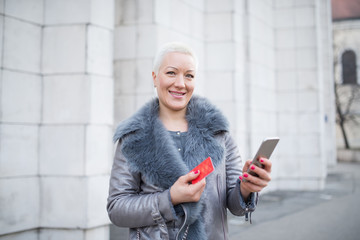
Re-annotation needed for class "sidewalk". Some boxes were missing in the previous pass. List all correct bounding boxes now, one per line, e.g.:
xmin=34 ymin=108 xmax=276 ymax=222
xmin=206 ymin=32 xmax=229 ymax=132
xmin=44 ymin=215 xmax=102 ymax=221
xmin=228 ymin=162 xmax=360 ymax=240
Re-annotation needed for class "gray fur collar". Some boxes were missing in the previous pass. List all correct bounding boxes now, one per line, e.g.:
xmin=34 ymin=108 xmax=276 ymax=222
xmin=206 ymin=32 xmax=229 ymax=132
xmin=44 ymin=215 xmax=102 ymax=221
xmin=113 ymin=96 xmax=229 ymax=239
xmin=114 ymin=95 xmax=229 ymax=188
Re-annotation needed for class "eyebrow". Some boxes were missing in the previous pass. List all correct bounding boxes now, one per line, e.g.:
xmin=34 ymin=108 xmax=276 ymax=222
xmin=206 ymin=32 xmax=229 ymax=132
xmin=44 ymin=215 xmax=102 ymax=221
xmin=165 ymin=66 xmax=195 ymax=72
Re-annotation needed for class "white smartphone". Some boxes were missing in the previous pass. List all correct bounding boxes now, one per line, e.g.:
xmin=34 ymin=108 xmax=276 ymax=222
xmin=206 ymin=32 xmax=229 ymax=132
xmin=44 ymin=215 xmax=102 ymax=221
xmin=246 ymin=137 xmax=280 ymax=178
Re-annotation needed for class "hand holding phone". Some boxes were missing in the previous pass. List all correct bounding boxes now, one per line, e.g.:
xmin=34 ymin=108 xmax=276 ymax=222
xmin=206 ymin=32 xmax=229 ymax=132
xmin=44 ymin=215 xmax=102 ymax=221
xmin=246 ymin=137 xmax=279 ymax=178
xmin=190 ymin=157 xmax=214 ymax=184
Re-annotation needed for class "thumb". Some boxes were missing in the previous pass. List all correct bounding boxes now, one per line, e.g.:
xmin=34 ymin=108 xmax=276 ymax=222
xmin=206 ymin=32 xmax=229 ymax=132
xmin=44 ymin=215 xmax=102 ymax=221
xmin=243 ymin=159 xmax=252 ymax=172
xmin=184 ymin=170 xmax=201 ymax=182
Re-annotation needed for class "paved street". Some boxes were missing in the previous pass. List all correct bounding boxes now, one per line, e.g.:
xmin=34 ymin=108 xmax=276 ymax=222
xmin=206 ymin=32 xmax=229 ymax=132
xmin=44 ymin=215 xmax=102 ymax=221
xmin=228 ymin=162 xmax=360 ymax=240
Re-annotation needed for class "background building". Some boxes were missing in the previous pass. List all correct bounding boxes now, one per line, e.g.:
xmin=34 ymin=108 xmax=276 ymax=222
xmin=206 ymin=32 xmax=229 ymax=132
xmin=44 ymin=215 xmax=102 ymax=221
xmin=0 ymin=0 xmax=335 ymax=239
xmin=332 ymin=0 xmax=360 ymax=160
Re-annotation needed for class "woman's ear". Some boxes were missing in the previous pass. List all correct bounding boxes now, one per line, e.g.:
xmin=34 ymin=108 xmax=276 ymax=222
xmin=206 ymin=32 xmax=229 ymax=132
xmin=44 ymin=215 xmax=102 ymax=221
xmin=152 ymin=72 xmax=157 ymax=87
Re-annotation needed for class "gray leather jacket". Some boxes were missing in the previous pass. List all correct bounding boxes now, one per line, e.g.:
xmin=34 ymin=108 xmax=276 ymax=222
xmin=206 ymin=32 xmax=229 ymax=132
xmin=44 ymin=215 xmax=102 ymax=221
xmin=107 ymin=97 xmax=257 ymax=240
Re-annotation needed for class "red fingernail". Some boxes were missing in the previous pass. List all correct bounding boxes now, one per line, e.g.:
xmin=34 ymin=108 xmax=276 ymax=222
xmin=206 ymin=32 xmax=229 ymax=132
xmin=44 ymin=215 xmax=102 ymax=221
xmin=194 ymin=170 xmax=199 ymax=174
xmin=239 ymin=176 xmax=243 ymax=181
xmin=244 ymin=173 xmax=249 ymax=178
xmin=250 ymin=165 xmax=255 ymax=170
xmin=260 ymin=158 xmax=264 ymax=163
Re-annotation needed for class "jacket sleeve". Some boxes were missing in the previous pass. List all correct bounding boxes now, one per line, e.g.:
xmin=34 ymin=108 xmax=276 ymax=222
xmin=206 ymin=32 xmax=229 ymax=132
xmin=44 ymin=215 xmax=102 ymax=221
xmin=224 ymin=133 xmax=258 ymax=216
xmin=107 ymin=140 xmax=177 ymax=228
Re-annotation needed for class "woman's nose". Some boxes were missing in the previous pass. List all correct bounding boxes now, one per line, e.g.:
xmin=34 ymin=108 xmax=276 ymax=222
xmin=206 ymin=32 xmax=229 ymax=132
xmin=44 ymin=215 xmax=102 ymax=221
xmin=174 ymin=75 xmax=185 ymax=88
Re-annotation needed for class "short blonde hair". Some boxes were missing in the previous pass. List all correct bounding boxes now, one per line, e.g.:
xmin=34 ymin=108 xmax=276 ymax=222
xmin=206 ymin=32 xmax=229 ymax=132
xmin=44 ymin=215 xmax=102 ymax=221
xmin=152 ymin=42 xmax=198 ymax=74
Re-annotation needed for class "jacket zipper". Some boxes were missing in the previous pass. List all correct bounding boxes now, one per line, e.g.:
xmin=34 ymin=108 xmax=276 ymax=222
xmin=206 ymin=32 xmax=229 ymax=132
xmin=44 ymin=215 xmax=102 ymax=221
xmin=176 ymin=206 xmax=188 ymax=240
xmin=217 ymin=174 xmax=227 ymax=240
xmin=245 ymin=192 xmax=259 ymax=224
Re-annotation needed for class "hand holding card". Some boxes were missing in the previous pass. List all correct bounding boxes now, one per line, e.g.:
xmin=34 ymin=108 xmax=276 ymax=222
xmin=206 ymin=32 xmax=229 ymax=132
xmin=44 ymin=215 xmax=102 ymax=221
xmin=190 ymin=157 xmax=214 ymax=184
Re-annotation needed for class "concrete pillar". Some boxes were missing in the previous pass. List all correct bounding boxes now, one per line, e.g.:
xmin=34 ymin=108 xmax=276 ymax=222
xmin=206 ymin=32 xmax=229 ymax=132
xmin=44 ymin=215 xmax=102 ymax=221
xmin=0 ymin=0 xmax=42 ymax=236
xmin=39 ymin=0 xmax=114 ymax=238
xmin=0 ymin=0 xmax=114 ymax=239
xmin=274 ymin=0 xmax=335 ymax=190
xmin=241 ymin=0 xmax=277 ymax=165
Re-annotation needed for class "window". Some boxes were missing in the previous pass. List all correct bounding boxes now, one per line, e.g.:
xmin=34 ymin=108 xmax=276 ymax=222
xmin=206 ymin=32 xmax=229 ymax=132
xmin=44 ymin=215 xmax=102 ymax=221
xmin=341 ymin=50 xmax=357 ymax=84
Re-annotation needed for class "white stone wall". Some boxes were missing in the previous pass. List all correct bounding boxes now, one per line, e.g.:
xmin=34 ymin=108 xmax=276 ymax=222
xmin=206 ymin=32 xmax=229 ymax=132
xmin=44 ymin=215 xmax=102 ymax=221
xmin=0 ymin=0 xmax=42 ymax=237
xmin=273 ymin=0 xmax=336 ymax=190
xmin=0 ymin=0 xmax=336 ymax=239
xmin=113 ymin=0 xmax=335 ymax=194
xmin=114 ymin=0 xmax=206 ymax=126
xmin=201 ymin=0 xmax=277 ymax=170
xmin=0 ymin=0 xmax=114 ymax=239
xmin=242 ymin=0 xmax=277 ymax=166
xmin=319 ymin=0 xmax=337 ymax=167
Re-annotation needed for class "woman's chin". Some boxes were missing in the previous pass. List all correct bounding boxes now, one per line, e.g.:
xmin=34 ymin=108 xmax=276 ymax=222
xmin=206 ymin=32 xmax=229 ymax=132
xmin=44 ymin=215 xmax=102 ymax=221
xmin=162 ymin=100 xmax=189 ymax=112
xmin=169 ymin=103 xmax=188 ymax=112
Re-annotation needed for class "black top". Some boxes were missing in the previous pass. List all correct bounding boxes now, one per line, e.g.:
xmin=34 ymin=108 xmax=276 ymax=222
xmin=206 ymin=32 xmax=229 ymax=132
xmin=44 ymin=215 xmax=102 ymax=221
xmin=168 ymin=131 xmax=188 ymax=159
xmin=168 ymin=131 xmax=188 ymax=216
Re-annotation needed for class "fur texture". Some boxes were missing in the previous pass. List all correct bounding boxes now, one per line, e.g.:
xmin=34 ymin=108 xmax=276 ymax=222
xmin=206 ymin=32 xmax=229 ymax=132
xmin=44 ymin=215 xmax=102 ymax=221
xmin=113 ymin=95 xmax=229 ymax=239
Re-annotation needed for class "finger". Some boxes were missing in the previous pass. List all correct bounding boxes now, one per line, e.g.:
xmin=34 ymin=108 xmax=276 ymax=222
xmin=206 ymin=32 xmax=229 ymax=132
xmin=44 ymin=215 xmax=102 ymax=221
xmin=184 ymin=170 xmax=201 ymax=180
xmin=242 ymin=159 xmax=252 ymax=172
xmin=190 ymin=177 xmax=206 ymax=192
xmin=187 ymin=178 xmax=206 ymax=202
xmin=241 ymin=174 xmax=268 ymax=192
xmin=248 ymin=164 xmax=271 ymax=182
xmin=242 ymin=172 xmax=269 ymax=188
xmin=259 ymin=157 xmax=272 ymax=172
xmin=241 ymin=179 xmax=264 ymax=192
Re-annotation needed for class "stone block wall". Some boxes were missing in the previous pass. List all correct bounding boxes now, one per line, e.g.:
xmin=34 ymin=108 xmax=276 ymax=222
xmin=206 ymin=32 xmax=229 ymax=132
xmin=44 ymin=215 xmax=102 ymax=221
xmin=0 ymin=0 xmax=336 ymax=239
xmin=0 ymin=0 xmax=114 ymax=239
xmin=0 ymin=0 xmax=42 ymax=237
xmin=273 ymin=0 xmax=335 ymax=190
xmin=112 ymin=0 xmax=336 ymax=194
xmin=113 ymin=0 xmax=206 ymax=126
xmin=242 ymin=0 xmax=277 ymax=164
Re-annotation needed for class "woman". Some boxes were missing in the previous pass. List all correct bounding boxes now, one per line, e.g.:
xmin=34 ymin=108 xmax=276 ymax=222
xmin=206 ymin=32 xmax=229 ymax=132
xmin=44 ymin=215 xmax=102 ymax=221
xmin=107 ymin=42 xmax=272 ymax=240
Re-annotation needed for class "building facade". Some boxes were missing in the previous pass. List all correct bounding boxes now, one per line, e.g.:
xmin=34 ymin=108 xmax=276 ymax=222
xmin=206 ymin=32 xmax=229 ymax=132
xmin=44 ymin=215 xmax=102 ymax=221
xmin=332 ymin=0 xmax=360 ymax=151
xmin=0 ymin=0 xmax=335 ymax=239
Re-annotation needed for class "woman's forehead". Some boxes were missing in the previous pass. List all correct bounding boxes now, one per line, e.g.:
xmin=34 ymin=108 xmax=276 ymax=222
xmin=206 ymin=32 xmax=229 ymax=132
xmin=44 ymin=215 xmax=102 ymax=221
xmin=160 ymin=52 xmax=196 ymax=69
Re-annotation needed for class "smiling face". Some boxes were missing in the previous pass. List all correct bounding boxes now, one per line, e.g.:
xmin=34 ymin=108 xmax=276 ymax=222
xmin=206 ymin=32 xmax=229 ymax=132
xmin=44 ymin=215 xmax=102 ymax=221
xmin=152 ymin=52 xmax=196 ymax=114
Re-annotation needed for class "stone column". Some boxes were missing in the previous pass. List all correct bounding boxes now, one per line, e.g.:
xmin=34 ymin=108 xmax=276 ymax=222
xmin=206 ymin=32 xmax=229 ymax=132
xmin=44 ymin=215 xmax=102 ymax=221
xmin=241 ymin=0 xmax=277 ymax=165
xmin=203 ymin=0 xmax=277 ymax=169
xmin=0 ymin=0 xmax=42 ymax=237
xmin=274 ymin=0 xmax=335 ymax=190
xmin=0 ymin=0 xmax=114 ymax=239
xmin=204 ymin=0 xmax=239 ymax=133
xmin=40 ymin=0 xmax=114 ymax=238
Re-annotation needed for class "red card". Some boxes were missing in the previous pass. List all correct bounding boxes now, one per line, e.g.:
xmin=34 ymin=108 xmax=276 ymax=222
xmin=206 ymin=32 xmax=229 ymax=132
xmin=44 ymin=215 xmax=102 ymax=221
xmin=190 ymin=157 xmax=214 ymax=184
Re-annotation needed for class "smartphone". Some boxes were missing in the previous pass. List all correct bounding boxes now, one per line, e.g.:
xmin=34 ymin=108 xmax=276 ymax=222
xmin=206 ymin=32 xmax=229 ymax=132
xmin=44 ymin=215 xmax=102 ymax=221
xmin=190 ymin=157 xmax=214 ymax=184
xmin=246 ymin=137 xmax=279 ymax=178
